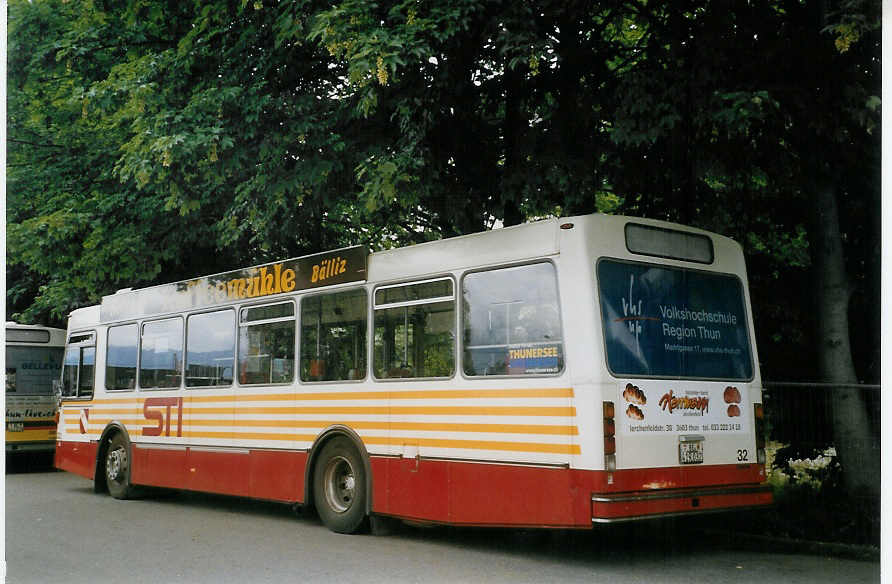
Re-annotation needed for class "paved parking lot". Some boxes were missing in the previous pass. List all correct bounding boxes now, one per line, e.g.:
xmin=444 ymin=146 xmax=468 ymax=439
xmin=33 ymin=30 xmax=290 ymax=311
xmin=5 ymin=463 xmax=880 ymax=584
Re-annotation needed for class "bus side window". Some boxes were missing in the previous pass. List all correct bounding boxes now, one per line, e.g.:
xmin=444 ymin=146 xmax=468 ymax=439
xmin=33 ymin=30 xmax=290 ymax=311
xmin=373 ymin=278 xmax=455 ymax=380
xmin=62 ymin=347 xmax=79 ymax=397
xmin=238 ymin=301 xmax=295 ymax=385
xmin=300 ymin=289 xmax=367 ymax=382
xmin=62 ymin=332 xmax=96 ymax=398
xmin=80 ymin=347 xmax=95 ymax=396
xmin=462 ymin=263 xmax=564 ymax=377
xmin=140 ymin=318 xmax=183 ymax=389
xmin=186 ymin=310 xmax=235 ymax=388
xmin=107 ymin=324 xmax=138 ymax=391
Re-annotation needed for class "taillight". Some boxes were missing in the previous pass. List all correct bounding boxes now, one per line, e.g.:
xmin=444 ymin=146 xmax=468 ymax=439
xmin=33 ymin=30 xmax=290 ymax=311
xmin=754 ymin=403 xmax=766 ymax=465
xmin=603 ymin=402 xmax=616 ymax=479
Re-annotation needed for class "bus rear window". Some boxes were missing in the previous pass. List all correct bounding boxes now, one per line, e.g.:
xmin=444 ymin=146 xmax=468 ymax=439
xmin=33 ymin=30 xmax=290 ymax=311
xmin=597 ymin=259 xmax=753 ymax=380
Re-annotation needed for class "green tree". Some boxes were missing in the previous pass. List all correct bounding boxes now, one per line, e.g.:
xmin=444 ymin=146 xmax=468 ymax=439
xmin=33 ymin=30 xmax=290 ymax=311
xmin=605 ymin=0 xmax=880 ymax=497
xmin=8 ymin=0 xmax=879 ymax=498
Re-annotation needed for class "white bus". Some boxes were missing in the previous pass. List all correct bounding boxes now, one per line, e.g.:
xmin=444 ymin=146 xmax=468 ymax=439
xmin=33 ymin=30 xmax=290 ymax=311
xmin=55 ymin=213 xmax=771 ymax=532
xmin=6 ymin=322 xmax=66 ymax=455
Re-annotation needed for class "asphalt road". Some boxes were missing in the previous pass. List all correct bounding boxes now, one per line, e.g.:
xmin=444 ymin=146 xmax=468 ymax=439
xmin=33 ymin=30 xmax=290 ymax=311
xmin=5 ymin=460 xmax=880 ymax=584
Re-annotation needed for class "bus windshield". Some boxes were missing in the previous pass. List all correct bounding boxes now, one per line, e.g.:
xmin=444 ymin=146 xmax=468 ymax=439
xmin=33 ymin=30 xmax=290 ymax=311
xmin=6 ymin=345 xmax=64 ymax=395
xmin=597 ymin=259 xmax=753 ymax=380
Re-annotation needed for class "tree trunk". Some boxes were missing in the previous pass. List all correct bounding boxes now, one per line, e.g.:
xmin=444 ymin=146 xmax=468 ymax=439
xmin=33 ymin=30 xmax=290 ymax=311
xmin=809 ymin=182 xmax=878 ymax=498
xmin=501 ymin=66 xmax=524 ymax=227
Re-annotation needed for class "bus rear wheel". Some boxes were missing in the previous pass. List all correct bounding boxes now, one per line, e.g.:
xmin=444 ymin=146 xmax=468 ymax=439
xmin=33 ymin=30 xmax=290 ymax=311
xmin=313 ymin=437 xmax=368 ymax=534
xmin=104 ymin=434 xmax=135 ymax=500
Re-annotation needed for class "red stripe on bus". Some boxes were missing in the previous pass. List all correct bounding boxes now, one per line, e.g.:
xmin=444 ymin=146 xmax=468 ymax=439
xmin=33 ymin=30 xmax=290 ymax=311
xmin=54 ymin=438 xmax=769 ymax=528
xmin=54 ymin=441 xmax=97 ymax=480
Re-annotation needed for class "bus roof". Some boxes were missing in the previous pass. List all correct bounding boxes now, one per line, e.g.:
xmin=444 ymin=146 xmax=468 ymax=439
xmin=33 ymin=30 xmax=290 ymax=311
xmin=71 ymin=213 xmax=737 ymax=326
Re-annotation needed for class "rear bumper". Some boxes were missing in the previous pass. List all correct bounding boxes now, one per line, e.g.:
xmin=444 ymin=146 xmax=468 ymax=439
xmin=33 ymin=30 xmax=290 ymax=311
xmin=591 ymin=483 xmax=773 ymax=523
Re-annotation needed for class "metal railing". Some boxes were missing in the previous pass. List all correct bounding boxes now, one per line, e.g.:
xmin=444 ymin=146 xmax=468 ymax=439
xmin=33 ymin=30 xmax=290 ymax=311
xmin=763 ymin=381 xmax=880 ymax=391
xmin=761 ymin=381 xmax=881 ymax=440
xmin=759 ymin=381 xmax=880 ymax=544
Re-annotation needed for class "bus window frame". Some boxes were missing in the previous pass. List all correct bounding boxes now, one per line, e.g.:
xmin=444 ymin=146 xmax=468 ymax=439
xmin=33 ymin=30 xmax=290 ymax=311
xmin=595 ymin=256 xmax=756 ymax=383
xmin=62 ymin=330 xmax=96 ymax=400
xmin=298 ymin=286 xmax=369 ymax=385
xmin=237 ymin=298 xmax=297 ymax=388
xmin=459 ymin=259 xmax=567 ymax=380
xmin=138 ymin=316 xmax=185 ymax=391
xmin=105 ymin=322 xmax=139 ymax=392
xmin=372 ymin=275 xmax=457 ymax=383
xmin=185 ymin=307 xmax=236 ymax=390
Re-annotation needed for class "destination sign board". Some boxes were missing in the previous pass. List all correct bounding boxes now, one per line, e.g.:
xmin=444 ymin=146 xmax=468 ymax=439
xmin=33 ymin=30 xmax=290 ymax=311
xmin=100 ymin=246 xmax=368 ymax=323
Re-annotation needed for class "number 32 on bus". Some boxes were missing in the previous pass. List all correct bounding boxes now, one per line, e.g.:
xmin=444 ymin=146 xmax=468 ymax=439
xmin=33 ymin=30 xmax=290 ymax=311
xmin=55 ymin=214 xmax=772 ymax=533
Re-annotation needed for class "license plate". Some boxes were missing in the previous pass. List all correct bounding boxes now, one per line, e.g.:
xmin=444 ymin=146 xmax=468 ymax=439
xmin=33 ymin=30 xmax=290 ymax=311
xmin=678 ymin=437 xmax=704 ymax=464
xmin=7 ymin=423 xmax=24 ymax=433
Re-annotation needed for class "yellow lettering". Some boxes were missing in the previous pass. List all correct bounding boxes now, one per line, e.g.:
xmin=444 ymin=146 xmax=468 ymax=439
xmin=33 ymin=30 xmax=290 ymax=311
xmin=282 ymin=268 xmax=296 ymax=292
xmin=260 ymin=267 xmax=273 ymax=295
xmin=339 ymin=259 xmax=347 ymax=274
xmin=273 ymin=264 xmax=282 ymax=294
xmin=311 ymin=265 xmax=320 ymax=283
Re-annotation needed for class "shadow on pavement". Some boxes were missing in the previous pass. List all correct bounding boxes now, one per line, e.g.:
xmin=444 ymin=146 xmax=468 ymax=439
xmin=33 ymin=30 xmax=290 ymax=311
xmin=6 ymin=453 xmax=57 ymax=474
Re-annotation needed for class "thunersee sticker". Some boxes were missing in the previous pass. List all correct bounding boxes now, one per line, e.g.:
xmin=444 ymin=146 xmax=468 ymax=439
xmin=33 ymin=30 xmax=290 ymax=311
xmin=598 ymin=259 xmax=753 ymax=380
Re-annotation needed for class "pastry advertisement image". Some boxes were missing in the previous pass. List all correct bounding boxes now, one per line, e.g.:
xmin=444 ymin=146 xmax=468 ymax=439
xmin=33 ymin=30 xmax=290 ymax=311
xmin=619 ymin=381 xmax=747 ymax=435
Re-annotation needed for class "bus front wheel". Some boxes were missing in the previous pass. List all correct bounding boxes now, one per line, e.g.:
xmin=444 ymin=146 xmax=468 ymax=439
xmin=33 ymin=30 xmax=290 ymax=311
xmin=313 ymin=437 xmax=368 ymax=534
xmin=104 ymin=434 xmax=135 ymax=500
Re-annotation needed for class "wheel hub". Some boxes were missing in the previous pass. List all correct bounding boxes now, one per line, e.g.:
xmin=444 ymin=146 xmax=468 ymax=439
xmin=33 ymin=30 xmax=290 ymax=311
xmin=324 ymin=456 xmax=355 ymax=513
xmin=107 ymin=448 xmax=125 ymax=482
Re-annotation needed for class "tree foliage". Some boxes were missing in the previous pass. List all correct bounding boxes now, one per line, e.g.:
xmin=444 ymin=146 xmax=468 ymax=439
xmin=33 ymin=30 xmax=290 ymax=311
xmin=8 ymin=0 xmax=880 ymax=491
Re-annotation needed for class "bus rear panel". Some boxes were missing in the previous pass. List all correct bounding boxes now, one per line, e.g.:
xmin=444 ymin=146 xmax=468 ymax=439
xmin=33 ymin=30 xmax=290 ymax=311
xmin=6 ymin=324 xmax=66 ymax=455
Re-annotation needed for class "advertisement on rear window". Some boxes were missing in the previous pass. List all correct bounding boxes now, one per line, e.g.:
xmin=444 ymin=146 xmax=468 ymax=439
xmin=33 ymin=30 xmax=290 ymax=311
xmin=597 ymin=259 xmax=753 ymax=380
xmin=617 ymin=380 xmax=748 ymax=435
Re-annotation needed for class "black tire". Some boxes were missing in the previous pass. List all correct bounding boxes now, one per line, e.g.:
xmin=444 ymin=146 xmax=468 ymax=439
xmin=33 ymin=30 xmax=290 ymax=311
xmin=104 ymin=433 xmax=135 ymax=500
xmin=312 ymin=437 xmax=368 ymax=534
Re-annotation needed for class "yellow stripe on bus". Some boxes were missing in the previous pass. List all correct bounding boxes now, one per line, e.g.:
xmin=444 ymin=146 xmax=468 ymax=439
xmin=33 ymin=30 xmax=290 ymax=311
xmin=175 ymin=406 xmax=575 ymax=416
xmin=363 ymin=436 xmax=581 ymax=455
xmin=6 ymin=430 xmax=56 ymax=442
xmin=67 ymin=405 xmax=574 ymax=417
xmin=83 ymin=418 xmax=579 ymax=436
xmin=66 ymin=407 xmax=574 ymax=421
xmin=85 ymin=418 xmax=579 ymax=436
xmin=130 ymin=432 xmax=579 ymax=455
xmin=61 ymin=387 xmax=574 ymax=407
xmin=193 ymin=388 xmax=576 ymax=402
xmin=74 ymin=426 xmax=578 ymax=454
xmin=176 ymin=431 xmax=319 ymax=441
